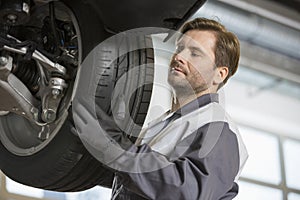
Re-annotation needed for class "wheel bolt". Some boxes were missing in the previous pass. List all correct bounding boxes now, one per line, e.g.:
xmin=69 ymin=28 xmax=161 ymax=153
xmin=43 ymin=109 xmax=56 ymax=123
xmin=52 ymin=88 xmax=61 ymax=96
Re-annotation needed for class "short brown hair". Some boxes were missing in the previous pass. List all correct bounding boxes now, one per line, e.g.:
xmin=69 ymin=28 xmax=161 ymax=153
xmin=180 ymin=17 xmax=240 ymax=89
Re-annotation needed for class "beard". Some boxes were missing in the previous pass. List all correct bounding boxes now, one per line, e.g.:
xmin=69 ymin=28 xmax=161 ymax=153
xmin=168 ymin=60 xmax=209 ymax=97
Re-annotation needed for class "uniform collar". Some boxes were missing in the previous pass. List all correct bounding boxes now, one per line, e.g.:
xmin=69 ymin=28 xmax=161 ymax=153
xmin=174 ymin=93 xmax=219 ymax=117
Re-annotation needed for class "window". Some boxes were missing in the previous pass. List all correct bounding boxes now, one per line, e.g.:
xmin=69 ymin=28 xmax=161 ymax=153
xmin=239 ymin=126 xmax=281 ymax=184
xmin=283 ymin=139 xmax=300 ymax=190
xmin=237 ymin=126 xmax=300 ymax=200
xmin=289 ymin=193 xmax=300 ymax=200
xmin=236 ymin=181 xmax=282 ymax=200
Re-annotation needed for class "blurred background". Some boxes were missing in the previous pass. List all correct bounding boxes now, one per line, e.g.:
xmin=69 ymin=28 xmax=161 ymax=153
xmin=1 ymin=0 xmax=300 ymax=199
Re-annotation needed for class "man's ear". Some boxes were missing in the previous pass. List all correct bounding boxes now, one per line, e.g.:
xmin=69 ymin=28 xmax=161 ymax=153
xmin=213 ymin=66 xmax=229 ymax=85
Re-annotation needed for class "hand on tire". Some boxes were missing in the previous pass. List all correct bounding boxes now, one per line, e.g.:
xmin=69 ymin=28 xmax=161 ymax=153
xmin=72 ymin=98 xmax=125 ymax=165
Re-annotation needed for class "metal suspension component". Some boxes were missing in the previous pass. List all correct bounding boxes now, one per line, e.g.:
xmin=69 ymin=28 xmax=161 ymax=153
xmin=0 ymin=0 xmax=81 ymax=158
xmin=41 ymin=77 xmax=68 ymax=123
xmin=2 ymin=44 xmax=67 ymax=75
xmin=12 ymin=60 xmax=40 ymax=94
xmin=0 ymin=0 xmax=31 ymax=26
xmin=0 ymin=0 xmax=80 ymax=126
xmin=0 ymin=55 xmax=40 ymax=123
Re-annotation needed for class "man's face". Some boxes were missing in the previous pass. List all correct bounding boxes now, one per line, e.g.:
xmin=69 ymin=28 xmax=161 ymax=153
xmin=168 ymin=30 xmax=218 ymax=96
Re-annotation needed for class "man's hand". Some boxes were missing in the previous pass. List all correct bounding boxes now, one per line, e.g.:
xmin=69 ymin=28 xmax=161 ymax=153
xmin=72 ymin=98 xmax=125 ymax=166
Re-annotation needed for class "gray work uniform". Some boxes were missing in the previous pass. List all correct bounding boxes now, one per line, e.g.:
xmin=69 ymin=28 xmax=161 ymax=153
xmin=96 ymin=93 xmax=248 ymax=200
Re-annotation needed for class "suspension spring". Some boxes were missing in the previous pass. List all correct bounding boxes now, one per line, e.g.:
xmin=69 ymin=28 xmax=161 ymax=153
xmin=13 ymin=59 xmax=40 ymax=94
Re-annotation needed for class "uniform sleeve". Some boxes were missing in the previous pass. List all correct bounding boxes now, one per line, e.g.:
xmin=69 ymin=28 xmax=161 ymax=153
xmin=73 ymin=101 xmax=240 ymax=199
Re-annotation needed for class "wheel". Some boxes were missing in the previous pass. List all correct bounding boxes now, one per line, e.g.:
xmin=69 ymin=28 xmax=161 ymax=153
xmin=0 ymin=1 xmax=154 ymax=192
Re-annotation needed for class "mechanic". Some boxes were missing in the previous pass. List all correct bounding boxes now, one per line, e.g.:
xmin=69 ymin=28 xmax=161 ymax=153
xmin=73 ymin=17 xmax=248 ymax=200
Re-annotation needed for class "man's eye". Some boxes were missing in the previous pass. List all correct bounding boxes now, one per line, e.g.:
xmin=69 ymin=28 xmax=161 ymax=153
xmin=191 ymin=52 xmax=200 ymax=57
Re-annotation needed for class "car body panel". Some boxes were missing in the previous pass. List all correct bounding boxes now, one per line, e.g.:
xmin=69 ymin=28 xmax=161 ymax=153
xmin=85 ymin=0 xmax=207 ymax=31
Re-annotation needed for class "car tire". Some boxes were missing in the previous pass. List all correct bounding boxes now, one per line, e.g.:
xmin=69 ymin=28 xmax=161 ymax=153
xmin=0 ymin=1 xmax=154 ymax=192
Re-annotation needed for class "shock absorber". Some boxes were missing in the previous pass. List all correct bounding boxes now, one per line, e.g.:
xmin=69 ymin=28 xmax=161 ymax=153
xmin=12 ymin=59 xmax=40 ymax=94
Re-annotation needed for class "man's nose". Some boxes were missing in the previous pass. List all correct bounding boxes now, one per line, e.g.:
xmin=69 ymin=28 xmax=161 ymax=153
xmin=174 ymin=49 xmax=188 ymax=64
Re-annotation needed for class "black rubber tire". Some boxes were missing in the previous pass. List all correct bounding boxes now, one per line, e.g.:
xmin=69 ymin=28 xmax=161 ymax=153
xmin=94 ymin=35 xmax=155 ymax=142
xmin=0 ymin=1 xmax=154 ymax=192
